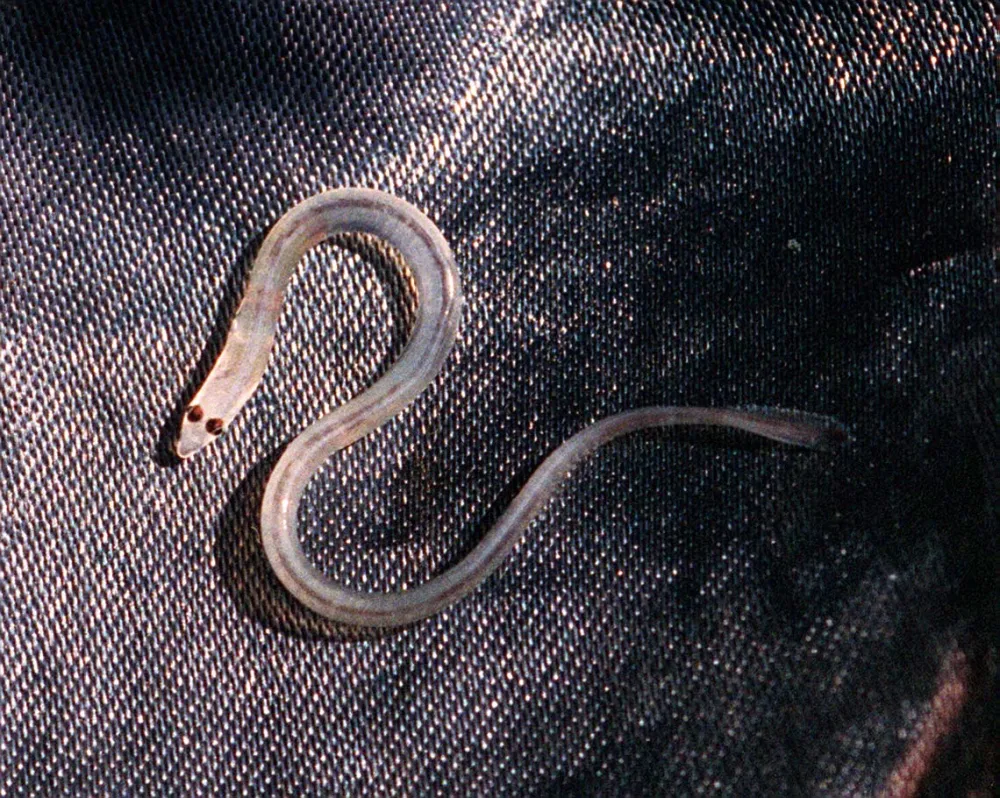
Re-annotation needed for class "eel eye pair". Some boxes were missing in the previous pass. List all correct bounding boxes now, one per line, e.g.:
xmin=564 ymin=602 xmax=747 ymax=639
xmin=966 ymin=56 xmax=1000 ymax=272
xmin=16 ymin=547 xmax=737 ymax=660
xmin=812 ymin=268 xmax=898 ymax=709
xmin=186 ymin=405 xmax=223 ymax=435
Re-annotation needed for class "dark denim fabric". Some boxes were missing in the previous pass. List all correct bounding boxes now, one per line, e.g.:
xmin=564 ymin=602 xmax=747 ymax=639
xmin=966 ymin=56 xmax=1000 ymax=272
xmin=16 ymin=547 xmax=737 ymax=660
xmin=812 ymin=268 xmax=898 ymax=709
xmin=0 ymin=1 xmax=995 ymax=794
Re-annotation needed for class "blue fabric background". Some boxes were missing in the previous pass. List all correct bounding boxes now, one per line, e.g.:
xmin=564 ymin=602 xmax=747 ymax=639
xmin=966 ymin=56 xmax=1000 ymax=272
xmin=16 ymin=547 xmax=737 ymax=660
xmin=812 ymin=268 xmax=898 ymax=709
xmin=0 ymin=1 xmax=995 ymax=794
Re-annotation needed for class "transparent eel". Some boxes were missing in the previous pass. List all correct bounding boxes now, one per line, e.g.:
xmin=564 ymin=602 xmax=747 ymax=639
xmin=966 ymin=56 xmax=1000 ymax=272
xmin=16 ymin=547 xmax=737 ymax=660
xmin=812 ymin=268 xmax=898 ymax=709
xmin=177 ymin=187 xmax=846 ymax=628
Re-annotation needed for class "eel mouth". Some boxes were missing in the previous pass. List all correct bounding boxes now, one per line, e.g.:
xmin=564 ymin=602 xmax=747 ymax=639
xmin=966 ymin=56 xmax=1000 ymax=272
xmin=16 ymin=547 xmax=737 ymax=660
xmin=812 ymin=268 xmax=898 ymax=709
xmin=174 ymin=438 xmax=198 ymax=459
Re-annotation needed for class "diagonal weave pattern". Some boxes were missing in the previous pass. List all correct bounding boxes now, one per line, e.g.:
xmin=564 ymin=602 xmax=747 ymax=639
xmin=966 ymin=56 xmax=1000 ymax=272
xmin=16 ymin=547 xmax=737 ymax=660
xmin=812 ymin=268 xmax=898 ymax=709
xmin=0 ymin=1 xmax=996 ymax=794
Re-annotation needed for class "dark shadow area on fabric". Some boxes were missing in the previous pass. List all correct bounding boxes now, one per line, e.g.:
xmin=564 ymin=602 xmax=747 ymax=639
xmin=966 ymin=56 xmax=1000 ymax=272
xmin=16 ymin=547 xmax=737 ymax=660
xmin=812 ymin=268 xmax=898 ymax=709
xmin=17 ymin=2 xmax=293 ymax=132
xmin=762 ymin=354 xmax=1000 ymax=795
xmin=526 ymin=434 xmax=859 ymax=797
xmin=528 ymin=391 xmax=997 ymax=795
xmin=769 ymin=351 xmax=998 ymax=640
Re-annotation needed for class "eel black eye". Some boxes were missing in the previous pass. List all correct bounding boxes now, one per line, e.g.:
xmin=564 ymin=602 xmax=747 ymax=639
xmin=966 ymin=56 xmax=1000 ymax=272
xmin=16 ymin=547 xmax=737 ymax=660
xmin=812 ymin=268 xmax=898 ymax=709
xmin=187 ymin=405 xmax=204 ymax=422
xmin=206 ymin=418 xmax=224 ymax=435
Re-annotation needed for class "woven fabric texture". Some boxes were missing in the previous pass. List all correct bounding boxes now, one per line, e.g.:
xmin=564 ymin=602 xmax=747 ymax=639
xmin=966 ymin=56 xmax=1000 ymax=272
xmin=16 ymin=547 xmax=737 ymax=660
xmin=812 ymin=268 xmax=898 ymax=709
xmin=0 ymin=1 xmax=996 ymax=795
